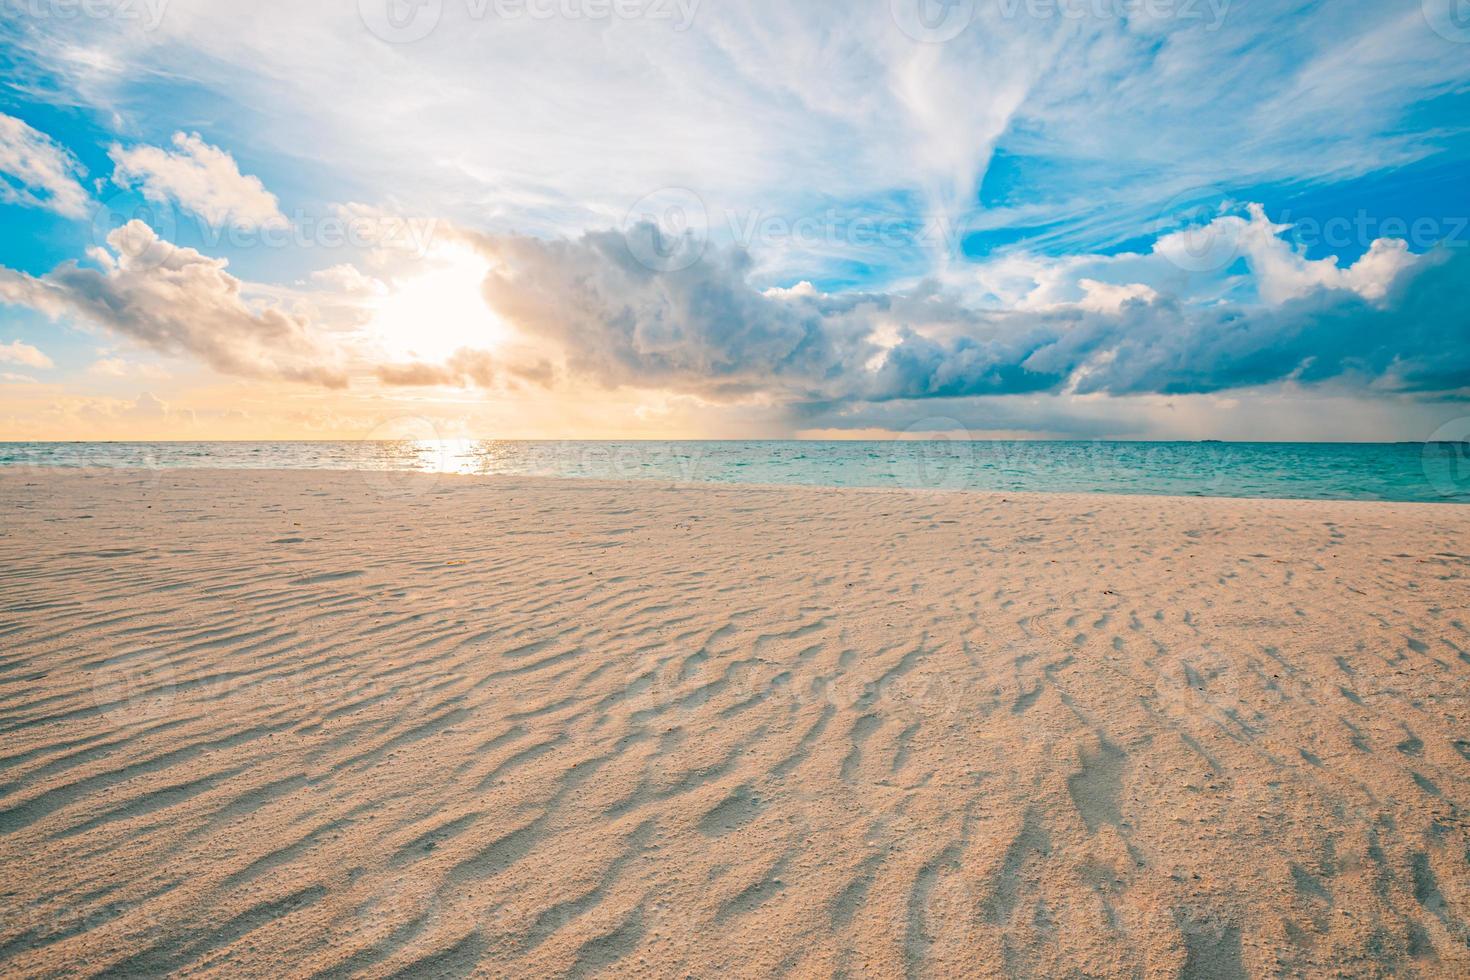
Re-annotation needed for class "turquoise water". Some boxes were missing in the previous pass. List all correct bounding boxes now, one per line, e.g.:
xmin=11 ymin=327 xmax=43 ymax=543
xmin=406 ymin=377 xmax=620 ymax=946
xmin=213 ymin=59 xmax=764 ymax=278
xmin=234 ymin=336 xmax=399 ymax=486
xmin=1 ymin=441 xmax=1468 ymax=503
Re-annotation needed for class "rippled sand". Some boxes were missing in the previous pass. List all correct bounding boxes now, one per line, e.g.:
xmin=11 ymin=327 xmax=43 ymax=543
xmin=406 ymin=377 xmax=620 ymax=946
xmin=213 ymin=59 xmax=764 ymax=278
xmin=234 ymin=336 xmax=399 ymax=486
xmin=1 ymin=469 xmax=1468 ymax=977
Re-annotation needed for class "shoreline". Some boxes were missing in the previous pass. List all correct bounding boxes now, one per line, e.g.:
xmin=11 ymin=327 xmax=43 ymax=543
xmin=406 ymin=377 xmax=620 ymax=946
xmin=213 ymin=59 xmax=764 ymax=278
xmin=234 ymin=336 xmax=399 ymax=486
xmin=3 ymin=464 xmax=1467 ymax=509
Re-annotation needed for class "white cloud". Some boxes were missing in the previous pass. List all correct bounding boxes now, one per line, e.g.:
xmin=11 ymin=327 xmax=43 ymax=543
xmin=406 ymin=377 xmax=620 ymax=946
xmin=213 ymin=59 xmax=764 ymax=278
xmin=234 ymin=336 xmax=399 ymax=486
xmin=0 ymin=113 xmax=90 ymax=218
xmin=0 ymin=200 xmax=1453 ymax=412
xmin=0 ymin=339 xmax=54 ymax=369
xmin=11 ymin=2 xmax=1467 ymax=296
xmin=110 ymin=132 xmax=285 ymax=228
xmin=0 ymin=2 xmax=1463 ymax=441
xmin=308 ymin=263 xmax=386 ymax=296
xmin=460 ymin=213 xmax=1467 ymax=404
xmin=1153 ymin=204 xmax=1420 ymax=305
xmin=1076 ymin=279 xmax=1160 ymax=313
xmin=0 ymin=221 xmax=346 ymax=387
xmin=973 ymin=204 xmax=1423 ymax=314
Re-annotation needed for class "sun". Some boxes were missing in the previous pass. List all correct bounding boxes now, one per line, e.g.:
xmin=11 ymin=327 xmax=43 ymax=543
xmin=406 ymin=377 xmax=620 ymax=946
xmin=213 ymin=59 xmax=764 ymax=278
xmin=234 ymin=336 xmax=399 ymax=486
xmin=370 ymin=245 xmax=509 ymax=362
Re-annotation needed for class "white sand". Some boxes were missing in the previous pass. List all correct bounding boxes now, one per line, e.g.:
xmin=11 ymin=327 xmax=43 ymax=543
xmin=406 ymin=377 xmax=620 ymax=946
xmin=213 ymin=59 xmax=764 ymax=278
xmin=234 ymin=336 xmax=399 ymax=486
xmin=1 ymin=469 xmax=1468 ymax=977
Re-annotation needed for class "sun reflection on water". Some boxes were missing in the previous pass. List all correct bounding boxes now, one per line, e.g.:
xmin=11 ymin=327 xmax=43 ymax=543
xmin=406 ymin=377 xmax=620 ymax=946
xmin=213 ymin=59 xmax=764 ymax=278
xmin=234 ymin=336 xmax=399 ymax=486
xmin=375 ymin=439 xmax=481 ymax=476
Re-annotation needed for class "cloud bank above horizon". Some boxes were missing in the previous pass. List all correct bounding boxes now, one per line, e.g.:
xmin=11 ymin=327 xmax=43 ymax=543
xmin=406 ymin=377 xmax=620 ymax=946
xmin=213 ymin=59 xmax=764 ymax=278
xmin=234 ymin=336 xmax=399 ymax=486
xmin=0 ymin=0 xmax=1467 ymax=440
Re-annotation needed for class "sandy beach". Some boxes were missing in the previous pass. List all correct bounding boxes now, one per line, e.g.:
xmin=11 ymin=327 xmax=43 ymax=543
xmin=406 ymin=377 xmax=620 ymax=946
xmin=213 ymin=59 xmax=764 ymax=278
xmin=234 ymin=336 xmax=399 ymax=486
xmin=1 ymin=468 xmax=1468 ymax=978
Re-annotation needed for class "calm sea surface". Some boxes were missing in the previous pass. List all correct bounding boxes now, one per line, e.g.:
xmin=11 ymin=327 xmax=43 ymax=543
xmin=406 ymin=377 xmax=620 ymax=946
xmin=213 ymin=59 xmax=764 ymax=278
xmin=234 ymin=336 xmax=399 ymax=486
xmin=2 ymin=441 xmax=1467 ymax=503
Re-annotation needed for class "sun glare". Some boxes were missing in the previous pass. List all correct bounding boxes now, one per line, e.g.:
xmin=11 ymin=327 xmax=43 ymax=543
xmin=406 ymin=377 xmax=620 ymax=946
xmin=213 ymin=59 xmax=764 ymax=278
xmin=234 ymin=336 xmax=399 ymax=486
xmin=371 ymin=247 xmax=508 ymax=362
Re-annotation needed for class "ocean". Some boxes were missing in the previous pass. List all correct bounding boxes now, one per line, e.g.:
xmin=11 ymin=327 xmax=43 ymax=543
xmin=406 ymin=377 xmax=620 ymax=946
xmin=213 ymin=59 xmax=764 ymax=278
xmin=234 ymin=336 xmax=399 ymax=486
xmin=1 ymin=440 xmax=1467 ymax=504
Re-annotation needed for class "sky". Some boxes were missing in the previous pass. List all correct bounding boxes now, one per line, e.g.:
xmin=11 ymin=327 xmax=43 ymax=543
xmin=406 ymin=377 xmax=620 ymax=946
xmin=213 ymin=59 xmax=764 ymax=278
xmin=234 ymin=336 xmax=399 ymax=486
xmin=0 ymin=0 xmax=1468 ymax=441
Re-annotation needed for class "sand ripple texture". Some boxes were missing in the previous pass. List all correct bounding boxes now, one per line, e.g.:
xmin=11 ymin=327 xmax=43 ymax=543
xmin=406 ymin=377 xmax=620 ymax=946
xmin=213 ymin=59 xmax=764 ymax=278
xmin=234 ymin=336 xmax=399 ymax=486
xmin=1 ymin=470 xmax=1468 ymax=978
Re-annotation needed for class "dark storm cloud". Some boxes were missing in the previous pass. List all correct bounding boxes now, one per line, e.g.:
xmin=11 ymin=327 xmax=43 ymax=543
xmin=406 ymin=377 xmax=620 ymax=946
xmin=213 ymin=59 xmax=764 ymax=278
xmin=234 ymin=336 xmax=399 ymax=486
xmin=471 ymin=225 xmax=1470 ymax=405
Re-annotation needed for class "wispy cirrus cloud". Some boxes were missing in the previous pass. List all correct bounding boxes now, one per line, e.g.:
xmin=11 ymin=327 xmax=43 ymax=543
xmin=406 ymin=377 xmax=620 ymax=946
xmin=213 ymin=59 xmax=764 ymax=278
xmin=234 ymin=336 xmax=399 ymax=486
xmin=0 ymin=112 xmax=90 ymax=218
xmin=21 ymin=1 xmax=1464 ymax=279
xmin=0 ymin=2 xmax=1467 ymax=439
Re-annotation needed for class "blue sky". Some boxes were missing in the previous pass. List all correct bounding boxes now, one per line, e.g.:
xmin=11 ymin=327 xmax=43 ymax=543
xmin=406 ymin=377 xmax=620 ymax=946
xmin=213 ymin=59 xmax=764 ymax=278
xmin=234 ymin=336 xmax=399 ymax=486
xmin=0 ymin=0 xmax=1467 ymax=440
